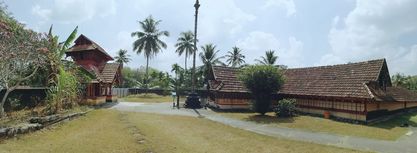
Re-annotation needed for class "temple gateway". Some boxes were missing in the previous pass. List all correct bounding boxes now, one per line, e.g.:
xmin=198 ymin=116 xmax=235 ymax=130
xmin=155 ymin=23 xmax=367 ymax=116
xmin=208 ymin=59 xmax=417 ymax=122
xmin=66 ymin=34 xmax=122 ymax=105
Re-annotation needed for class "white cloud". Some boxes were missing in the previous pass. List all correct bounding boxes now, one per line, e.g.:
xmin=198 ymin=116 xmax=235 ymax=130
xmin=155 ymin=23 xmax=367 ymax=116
xmin=31 ymin=0 xmax=116 ymax=24
xmin=323 ymin=0 xmax=417 ymax=75
xmin=236 ymin=31 xmax=304 ymax=67
xmin=263 ymin=0 xmax=296 ymax=17
xmin=199 ymin=0 xmax=257 ymax=40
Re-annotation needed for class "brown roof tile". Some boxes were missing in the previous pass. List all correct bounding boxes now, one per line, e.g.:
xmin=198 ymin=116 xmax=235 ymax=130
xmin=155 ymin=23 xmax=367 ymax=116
xmin=280 ymin=59 xmax=384 ymax=98
xmin=67 ymin=34 xmax=113 ymax=60
xmin=100 ymin=63 xmax=121 ymax=83
xmin=210 ymin=59 xmax=417 ymax=102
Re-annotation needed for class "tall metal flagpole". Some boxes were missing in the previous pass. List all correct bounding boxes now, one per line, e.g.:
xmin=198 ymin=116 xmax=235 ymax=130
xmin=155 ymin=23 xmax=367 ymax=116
xmin=192 ymin=0 xmax=200 ymax=92
xmin=185 ymin=0 xmax=202 ymax=109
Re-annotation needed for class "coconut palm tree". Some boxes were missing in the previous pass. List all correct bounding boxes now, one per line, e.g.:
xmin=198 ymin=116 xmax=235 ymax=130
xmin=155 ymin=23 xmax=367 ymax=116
xmin=225 ymin=46 xmax=245 ymax=67
xmin=255 ymin=50 xmax=278 ymax=65
xmin=171 ymin=63 xmax=184 ymax=108
xmin=131 ymin=15 xmax=169 ymax=90
xmin=200 ymin=44 xmax=224 ymax=80
xmin=114 ymin=49 xmax=131 ymax=65
xmin=175 ymin=31 xmax=195 ymax=72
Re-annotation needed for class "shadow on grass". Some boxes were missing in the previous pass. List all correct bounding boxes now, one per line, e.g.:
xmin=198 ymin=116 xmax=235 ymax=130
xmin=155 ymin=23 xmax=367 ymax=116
xmin=210 ymin=108 xmax=296 ymax=124
xmin=371 ymin=111 xmax=417 ymax=129
xmin=245 ymin=115 xmax=295 ymax=124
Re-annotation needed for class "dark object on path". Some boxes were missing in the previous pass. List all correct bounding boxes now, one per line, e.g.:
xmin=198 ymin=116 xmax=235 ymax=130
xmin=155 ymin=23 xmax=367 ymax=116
xmin=185 ymin=92 xmax=202 ymax=109
xmin=400 ymin=123 xmax=409 ymax=127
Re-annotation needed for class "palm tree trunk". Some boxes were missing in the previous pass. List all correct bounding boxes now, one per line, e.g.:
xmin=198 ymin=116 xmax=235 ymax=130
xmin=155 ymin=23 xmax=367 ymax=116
xmin=176 ymin=90 xmax=180 ymax=109
xmin=145 ymin=56 xmax=149 ymax=94
xmin=185 ymin=52 xmax=188 ymax=72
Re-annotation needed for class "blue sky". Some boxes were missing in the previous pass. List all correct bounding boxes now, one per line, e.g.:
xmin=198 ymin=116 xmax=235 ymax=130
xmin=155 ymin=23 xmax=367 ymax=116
xmin=3 ymin=0 xmax=417 ymax=75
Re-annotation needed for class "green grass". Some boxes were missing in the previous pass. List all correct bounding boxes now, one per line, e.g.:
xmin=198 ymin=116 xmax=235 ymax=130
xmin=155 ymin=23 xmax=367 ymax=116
xmin=121 ymin=93 xmax=178 ymax=103
xmin=0 ymin=109 xmax=368 ymax=153
xmin=217 ymin=111 xmax=417 ymax=141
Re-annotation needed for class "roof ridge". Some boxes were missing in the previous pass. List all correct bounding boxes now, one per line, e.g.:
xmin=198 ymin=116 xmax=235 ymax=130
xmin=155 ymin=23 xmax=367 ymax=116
xmin=288 ymin=58 xmax=386 ymax=70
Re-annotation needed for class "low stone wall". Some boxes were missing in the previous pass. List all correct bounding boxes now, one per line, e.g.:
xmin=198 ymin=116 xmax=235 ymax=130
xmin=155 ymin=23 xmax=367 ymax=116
xmin=0 ymin=112 xmax=87 ymax=139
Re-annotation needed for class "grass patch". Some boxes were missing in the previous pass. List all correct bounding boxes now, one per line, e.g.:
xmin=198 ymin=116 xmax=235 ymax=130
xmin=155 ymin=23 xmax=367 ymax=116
xmin=0 ymin=109 xmax=367 ymax=153
xmin=0 ymin=109 xmax=148 ymax=153
xmin=121 ymin=93 xmax=177 ymax=103
xmin=123 ymin=112 xmax=366 ymax=153
xmin=217 ymin=111 xmax=417 ymax=141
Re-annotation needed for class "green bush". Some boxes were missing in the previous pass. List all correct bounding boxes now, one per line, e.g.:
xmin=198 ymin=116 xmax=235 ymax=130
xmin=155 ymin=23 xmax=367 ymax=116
xmin=45 ymin=67 xmax=80 ymax=115
xmin=239 ymin=65 xmax=285 ymax=115
xmin=274 ymin=99 xmax=296 ymax=118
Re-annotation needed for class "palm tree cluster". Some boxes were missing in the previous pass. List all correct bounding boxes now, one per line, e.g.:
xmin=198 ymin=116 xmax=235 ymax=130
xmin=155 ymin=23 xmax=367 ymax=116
xmin=127 ymin=15 xmax=285 ymax=92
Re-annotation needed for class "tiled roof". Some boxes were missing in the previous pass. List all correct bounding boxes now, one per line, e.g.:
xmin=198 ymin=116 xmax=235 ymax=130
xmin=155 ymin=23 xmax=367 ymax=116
xmin=100 ymin=63 xmax=121 ymax=83
xmin=280 ymin=59 xmax=384 ymax=99
xmin=78 ymin=63 xmax=120 ymax=84
xmin=372 ymin=87 xmax=417 ymax=102
xmin=210 ymin=59 xmax=417 ymax=102
xmin=67 ymin=34 xmax=113 ymax=60
xmin=211 ymin=66 xmax=248 ymax=93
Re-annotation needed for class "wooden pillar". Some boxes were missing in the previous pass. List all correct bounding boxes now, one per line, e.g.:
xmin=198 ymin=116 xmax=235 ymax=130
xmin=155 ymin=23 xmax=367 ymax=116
xmin=364 ymin=101 xmax=367 ymax=113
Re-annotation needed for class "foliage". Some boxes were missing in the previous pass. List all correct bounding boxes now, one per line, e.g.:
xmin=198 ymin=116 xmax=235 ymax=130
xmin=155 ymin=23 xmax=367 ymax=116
xmin=392 ymin=73 xmax=417 ymax=92
xmin=0 ymin=5 xmax=49 ymax=116
xmin=225 ymin=46 xmax=245 ymax=67
xmin=45 ymin=67 xmax=81 ymax=114
xmin=114 ymin=49 xmax=131 ymax=65
xmin=239 ymin=65 xmax=285 ymax=115
xmin=274 ymin=99 xmax=296 ymax=117
xmin=255 ymin=50 xmax=278 ymax=65
xmin=199 ymin=44 xmax=224 ymax=81
xmin=119 ymin=66 xmax=171 ymax=89
xmin=45 ymin=25 xmax=78 ymax=86
xmin=175 ymin=31 xmax=195 ymax=71
xmin=131 ymin=15 xmax=169 ymax=90
xmin=43 ymin=25 xmax=87 ymax=114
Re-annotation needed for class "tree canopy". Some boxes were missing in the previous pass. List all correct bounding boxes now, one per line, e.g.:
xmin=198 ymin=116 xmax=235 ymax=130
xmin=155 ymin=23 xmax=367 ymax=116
xmin=239 ymin=65 xmax=285 ymax=115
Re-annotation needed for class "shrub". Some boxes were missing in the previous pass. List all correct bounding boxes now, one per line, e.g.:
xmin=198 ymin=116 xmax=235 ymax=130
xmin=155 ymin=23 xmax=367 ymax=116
xmin=274 ymin=99 xmax=296 ymax=118
xmin=239 ymin=65 xmax=285 ymax=115
xmin=45 ymin=67 xmax=80 ymax=115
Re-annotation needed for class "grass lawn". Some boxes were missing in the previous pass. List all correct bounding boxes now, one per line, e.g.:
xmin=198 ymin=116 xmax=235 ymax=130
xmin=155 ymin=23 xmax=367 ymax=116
xmin=0 ymin=109 xmax=367 ymax=153
xmin=217 ymin=111 xmax=417 ymax=141
xmin=121 ymin=93 xmax=179 ymax=103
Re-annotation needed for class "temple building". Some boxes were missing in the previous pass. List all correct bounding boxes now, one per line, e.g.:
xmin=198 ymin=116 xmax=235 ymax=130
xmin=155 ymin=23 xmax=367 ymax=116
xmin=208 ymin=59 xmax=417 ymax=122
xmin=65 ymin=34 xmax=122 ymax=105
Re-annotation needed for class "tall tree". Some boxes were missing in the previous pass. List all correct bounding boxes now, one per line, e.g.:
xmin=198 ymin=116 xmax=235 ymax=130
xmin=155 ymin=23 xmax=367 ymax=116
xmin=115 ymin=49 xmax=131 ymax=65
xmin=175 ymin=31 xmax=195 ymax=72
xmin=199 ymin=44 xmax=224 ymax=80
xmin=255 ymin=50 xmax=278 ymax=65
xmin=225 ymin=46 xmax=245 ymax=67
xmin=131 ymin=15 xmax=169 ymax=90
xmin=171 ymin=63 xmax=184 ymax=108
xmin=239 ymin=65 xmax=285 ymax=115
xmin=0 ymin=9 xmax=48 ymax=116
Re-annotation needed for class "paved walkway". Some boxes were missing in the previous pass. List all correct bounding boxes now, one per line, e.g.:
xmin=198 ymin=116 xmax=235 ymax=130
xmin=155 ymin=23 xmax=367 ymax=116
xmin=111 ymin=102 xmax=417 ymax=153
